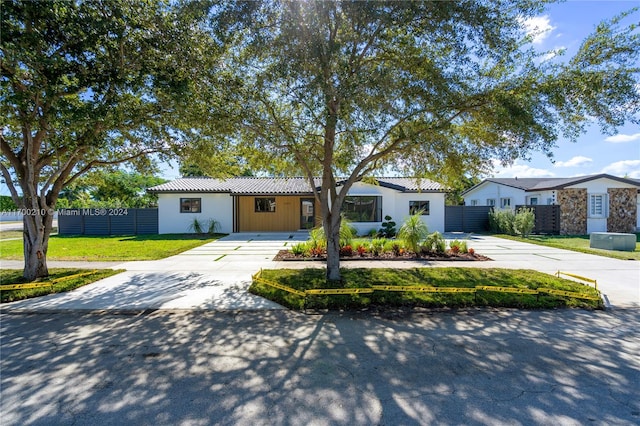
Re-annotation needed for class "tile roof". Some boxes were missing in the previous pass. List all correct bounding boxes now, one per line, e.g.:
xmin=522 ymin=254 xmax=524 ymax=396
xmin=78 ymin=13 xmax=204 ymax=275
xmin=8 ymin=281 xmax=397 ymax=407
xmin=148 ymin=177 xmax=445 ymax=194
xmin=464 ymin=174 xmax=640 ymax=195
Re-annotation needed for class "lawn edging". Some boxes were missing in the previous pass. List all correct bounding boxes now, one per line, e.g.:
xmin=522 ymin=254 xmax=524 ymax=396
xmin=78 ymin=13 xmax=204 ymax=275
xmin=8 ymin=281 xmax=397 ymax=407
xmin=249 ymin=267 xmax=604 ymax=311
xmin=0 ymin=268 xmax=124 ymax=303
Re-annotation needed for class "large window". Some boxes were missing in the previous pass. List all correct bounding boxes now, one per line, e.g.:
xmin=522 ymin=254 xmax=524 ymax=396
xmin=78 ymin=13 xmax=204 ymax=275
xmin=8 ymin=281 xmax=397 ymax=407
xmin=589 ymin=194 xmax=607 ymax=218
xmin=180 ymin=198 xmax=201 ymax=213
xmin=342 ymin=196 xmax=382 ymax=222
xmin=255 ymin=197 xmax=276 ymax=212
xmin=409 ymin=200 xmax=430 ymax=215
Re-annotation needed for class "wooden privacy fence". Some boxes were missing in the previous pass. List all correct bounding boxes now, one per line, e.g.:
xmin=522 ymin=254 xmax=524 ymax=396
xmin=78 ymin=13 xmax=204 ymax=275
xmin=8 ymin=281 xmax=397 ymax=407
xmin=58 ymin=208 xmax=158 ymax=235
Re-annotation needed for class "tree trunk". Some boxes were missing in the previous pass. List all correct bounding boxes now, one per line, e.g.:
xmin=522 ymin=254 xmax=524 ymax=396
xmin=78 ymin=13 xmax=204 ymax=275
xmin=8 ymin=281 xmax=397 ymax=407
xmin=324 ymin=214 xmax=342 ymax=282
xmin=22 ymin=210 xmax=53 ymax=281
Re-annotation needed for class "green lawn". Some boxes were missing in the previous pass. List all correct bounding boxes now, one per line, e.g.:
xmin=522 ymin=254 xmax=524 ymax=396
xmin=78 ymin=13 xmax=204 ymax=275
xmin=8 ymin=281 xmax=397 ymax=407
xmin=0 ymin=233 xmax=224 ymax=261
xmin=249 ymin=268 xmax=603 ymax=310
xmin=495 ymin=234 xmax=640 ymax=261
xmin=1 ymin=268 xmax=124 ymax=303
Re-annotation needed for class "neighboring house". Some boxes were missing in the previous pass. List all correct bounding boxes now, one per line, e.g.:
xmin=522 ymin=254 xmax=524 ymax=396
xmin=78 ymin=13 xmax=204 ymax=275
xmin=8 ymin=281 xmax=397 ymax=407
xmin=148 ymin=177 xmax=446 ymax=234
xmin=462 ymin=174 xmax=640 ymax=234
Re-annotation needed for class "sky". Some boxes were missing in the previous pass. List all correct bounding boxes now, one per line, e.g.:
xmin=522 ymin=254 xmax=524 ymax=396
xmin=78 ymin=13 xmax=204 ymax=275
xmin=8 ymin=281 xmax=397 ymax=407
xmin=2 ymin=1 xmax=639 ymax=198
xmin=491 ymin=0 xmax=640 ymax=180
xmin=159 ymin=0 xmax=640 ymax=182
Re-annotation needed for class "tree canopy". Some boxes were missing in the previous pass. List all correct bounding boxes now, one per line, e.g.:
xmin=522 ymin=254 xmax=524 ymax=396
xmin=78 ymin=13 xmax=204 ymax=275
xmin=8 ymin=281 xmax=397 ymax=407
xmin=0 ymin=0 xmax=226 ymax=280
xmin=208 ymin=0 xmax=639 ymax=280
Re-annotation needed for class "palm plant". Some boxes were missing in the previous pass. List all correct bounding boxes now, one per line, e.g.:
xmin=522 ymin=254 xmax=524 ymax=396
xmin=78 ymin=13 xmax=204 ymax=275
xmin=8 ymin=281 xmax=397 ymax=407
xmin=398 ymin=211 xmax=429 ymax=255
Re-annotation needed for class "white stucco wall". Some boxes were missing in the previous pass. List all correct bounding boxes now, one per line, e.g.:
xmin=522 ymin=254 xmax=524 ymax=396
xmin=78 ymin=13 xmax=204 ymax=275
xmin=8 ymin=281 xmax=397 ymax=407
xmin=339 ymin=182 xmax=445 ymax=235
xmin=463 ymin=182 xmax=528 ymax=207
xmin=158 ymin=193 xmax=233 ymax=234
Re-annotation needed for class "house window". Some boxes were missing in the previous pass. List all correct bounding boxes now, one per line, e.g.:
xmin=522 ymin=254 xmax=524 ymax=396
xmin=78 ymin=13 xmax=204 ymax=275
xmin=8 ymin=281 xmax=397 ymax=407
xmin=409 ymin=201 xmax=430 ymax=215
xmin=528 ymin=197 xmax=538 ymax=206
xmin=255 ymin=197 xmax=276 ymax=213
xmin=342 ymin=196 xmax=382 ymax=222
xmin=500 ymin=197 xmax=511 ymax=208
xmin=487 ymin=199 xmax=496 ymax=207
xmin=469 ymin=200 xmax=479 ymax=206
xmin=589 ymin=194 xmax=607 ymax=218
xmin=180 ymin=198 xmax=201 ymax=213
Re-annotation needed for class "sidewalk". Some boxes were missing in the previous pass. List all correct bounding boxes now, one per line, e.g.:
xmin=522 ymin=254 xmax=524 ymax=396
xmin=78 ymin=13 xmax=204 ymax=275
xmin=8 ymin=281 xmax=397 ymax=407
xmin=1 ymin=233 xmax=638 ymax=311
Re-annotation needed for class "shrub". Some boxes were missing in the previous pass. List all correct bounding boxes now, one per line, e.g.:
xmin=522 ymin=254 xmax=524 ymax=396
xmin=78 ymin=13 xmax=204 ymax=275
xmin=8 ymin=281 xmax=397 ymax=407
xmin=459 ymin=240 xmax=468 ymax=254
xmin=339 ymin=216 xmax=357 ymax=246
xmin=468 ymin=248 xmax=475 ymax=255
xmin=489 ymin=208 xmax=516 ymax=235
xmin=448 ymin=239 xmax=468 ymax=254
xmin=309 ymin=227 xmax=327 ymax=249
xmin=291 ymin=242 xmax=309 ymax=256
xmin=187 ymin=218 xmax=204 ymax=234
xmin=371 ymin=238 xmax=386 ymax=256
xmin=378 ymin=215 xmax=397 ymax=238
xmin=423 ymin=231 xmax=446 ymax=253
xmin=340 ymin=245 xmax=353 ymax=256
xmin=206 ymin=218 xmax=220 ymax=234
xmin=514 ymin=207 xmax=536 ymax=237
xmin=398 ymin=211 xmax=429 ymax=255
xmin=356 ymin=244 xmax=368 ymax=256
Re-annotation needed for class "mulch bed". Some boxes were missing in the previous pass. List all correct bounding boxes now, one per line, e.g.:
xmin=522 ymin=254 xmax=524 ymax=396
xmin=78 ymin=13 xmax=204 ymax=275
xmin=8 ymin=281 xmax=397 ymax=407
xmin=273 ymin=250 xmax=491 ymax=262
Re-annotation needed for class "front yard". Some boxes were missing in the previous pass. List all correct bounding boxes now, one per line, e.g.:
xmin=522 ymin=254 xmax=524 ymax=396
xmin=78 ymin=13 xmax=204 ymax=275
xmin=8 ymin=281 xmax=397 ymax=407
xmin=0 ymin=233 xmax=224 ymax=261
xmin=495 ymin=234 xmax=640 ymax=261
xmin=250 ymin=268 xmax=603 ymax=311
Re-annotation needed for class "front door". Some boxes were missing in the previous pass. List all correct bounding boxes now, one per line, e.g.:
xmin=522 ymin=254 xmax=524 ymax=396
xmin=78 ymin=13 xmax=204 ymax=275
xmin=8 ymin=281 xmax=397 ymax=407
xmin=300 ymin=198 xmax=315 ymax=229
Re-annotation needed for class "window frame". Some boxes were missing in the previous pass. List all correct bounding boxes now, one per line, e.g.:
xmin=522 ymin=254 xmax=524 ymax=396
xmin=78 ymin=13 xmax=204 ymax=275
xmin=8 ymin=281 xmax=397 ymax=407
xmin=486 ymin=199 xmax=496 ymax=207
xmin=500 ymin=197 xmax=512 ymax=209
xmin=180 ymin=198 xmax=202 ymax=213
xmin=341 ymin=196 xmax=382 ymax=222
xmin=588 ymin=193 xmax=608 ymax=218
xmin=409 ymin=200 xmax=430 ymax=215
xmin=255 ymin=197 xmax=276 ymax=213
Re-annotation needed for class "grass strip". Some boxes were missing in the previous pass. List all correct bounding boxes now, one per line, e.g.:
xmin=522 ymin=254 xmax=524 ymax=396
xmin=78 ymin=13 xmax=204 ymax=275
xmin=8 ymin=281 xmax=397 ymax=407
xmin=0 ymin=233 xmax=224 ymax=261
xmin=495 ymin=234 xmax=640 ymax=261
xmin=249 ymin=268 xmax=603 ymax=311
xmin=1 ymin=268 xmax=124 ymax=303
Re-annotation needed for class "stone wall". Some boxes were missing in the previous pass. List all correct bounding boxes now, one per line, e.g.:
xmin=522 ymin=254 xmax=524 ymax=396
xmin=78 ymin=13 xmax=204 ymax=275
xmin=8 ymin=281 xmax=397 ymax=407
xmin=558 ymin=188 xmax=587 ymax=235
xmin=607 ymin=188 xmax=637 ymax=233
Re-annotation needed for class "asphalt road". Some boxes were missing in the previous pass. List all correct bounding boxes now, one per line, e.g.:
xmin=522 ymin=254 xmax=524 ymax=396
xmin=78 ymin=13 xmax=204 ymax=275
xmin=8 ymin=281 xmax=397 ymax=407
xmin=1 ymin=308 xmax=638 ymax=425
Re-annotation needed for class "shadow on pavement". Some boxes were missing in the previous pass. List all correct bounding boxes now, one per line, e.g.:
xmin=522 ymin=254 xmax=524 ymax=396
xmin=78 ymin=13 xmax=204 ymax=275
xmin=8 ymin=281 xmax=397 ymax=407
xmin=1 ymin=308 xmax=639 ymax=425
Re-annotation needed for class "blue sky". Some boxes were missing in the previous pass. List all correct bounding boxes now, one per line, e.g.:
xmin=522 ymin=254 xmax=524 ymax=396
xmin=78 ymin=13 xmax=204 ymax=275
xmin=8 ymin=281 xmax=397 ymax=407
xmin=161 ymin=0 xmax=640 ymax=182
xmin=2 ymin=1 xmax=638 ymax=198
xmin=492 ymin=0 xmax=640 ymax=179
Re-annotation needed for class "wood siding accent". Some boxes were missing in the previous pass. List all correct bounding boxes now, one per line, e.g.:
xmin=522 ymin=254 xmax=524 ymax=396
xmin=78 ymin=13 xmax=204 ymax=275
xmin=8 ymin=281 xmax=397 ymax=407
xmin=237 ymin=196 xmax=318 ymax=232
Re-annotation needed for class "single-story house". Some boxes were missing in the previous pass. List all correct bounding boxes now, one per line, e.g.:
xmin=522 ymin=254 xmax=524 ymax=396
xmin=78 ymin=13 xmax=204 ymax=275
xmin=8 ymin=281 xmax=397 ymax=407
xmin=462 ymin=174 xmax=640 ymax=234
xmin=148 ymin=177 xmax=446 ymax=235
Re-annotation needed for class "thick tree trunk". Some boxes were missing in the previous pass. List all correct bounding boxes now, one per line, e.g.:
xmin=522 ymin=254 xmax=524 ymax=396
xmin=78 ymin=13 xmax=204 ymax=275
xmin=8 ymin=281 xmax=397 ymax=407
xmin=324 ymin=214 xmax=342 ymax=282
xmin=22 ymin=210 xmax=53 ymax=281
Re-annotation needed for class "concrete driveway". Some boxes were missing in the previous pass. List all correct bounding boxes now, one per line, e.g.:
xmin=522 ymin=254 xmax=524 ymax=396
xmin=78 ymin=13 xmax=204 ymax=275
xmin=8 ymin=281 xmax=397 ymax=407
xmin=2 ymin=233 xmax=638 ymax=311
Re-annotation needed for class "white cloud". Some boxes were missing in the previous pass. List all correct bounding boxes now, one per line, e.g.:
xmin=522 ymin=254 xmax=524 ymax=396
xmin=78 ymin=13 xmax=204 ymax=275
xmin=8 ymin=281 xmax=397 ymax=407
xmin=601 ymin=160 xmax=640 ymax=178
xmin=554 ymin=156 xmax=593 ymax=168
xmin=492 ymin=160 xmax=556 ymax=178
xmin=520 ymin=15 xmax=556 ymax=44
xmin=604 ymin=133 xmax=640 ymax=143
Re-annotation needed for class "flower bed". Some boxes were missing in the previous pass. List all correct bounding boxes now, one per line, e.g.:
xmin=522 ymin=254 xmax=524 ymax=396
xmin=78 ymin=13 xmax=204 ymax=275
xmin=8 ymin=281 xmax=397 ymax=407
xmin=274 ymin=249 xmax=490 ymax=262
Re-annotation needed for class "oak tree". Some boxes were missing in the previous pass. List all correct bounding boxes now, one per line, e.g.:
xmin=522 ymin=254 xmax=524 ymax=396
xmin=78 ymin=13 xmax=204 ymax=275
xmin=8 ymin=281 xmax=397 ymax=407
xmin=212 ymin=1 xmax=639 ymax=281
